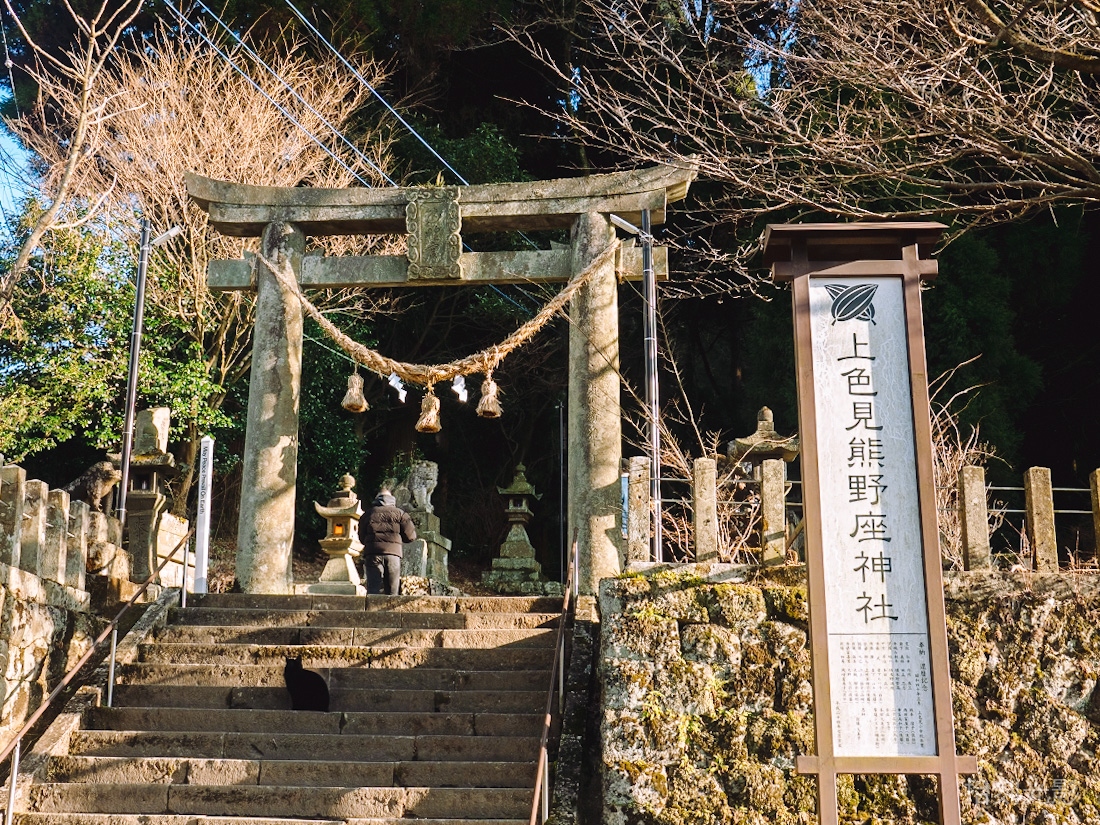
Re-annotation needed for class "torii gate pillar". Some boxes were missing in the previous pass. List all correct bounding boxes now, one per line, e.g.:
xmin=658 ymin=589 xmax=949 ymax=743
xmin=237 ymin=222 xmax=304 ymax=594
xmin=568 ymin=211 xmax=623 ymax=592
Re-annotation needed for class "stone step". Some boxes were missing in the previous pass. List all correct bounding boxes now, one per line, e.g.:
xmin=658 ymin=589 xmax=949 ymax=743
xmin=109 ymin=664 xmax=547 ymax=704
xmin=186 ymin=593 xmax=563 ymax=614
xmin=15 ymin=817 xmax=526 ymax=825
xmin=68 ymin=731 xmax=539 ymax=763
xmin=26 ymin=784 xmax=531 ymax=820
xmin=167 ymin=607 xmax=560 ymax=630
xmin=128 ymin=645 xmax=554 ymax=671
xmin=114 ymin=665 xmax=549 ymax=693
xmin=105 ymin=684 xmax=546 ymax=714
xmin=152 ymin=626 xmax=557 ymax=648
xmin=45 ymin=756 xmax=536 ymax=788
xmin=90 ymin=707 xmax=542 ymax=738
xmin=14 ymin=816 xmax=364 ymax=824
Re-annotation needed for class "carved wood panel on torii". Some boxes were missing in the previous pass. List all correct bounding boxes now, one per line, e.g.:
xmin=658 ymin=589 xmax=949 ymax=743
xmin=187 ymin=165 xmax=695 ymax=594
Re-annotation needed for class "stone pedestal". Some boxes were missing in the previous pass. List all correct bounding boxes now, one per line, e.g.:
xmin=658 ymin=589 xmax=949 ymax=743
xmin=125 ymin=408 xmax=178 ymax=583
xmin=407 ymin=510 xmax=450 ymax=583
xmin=311 ymin=554 xmax=366 ymax=596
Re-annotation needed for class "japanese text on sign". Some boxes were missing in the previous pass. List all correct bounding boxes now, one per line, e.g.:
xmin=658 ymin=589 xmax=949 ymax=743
xmin=810 ymin=278 xmax=936 ymax=758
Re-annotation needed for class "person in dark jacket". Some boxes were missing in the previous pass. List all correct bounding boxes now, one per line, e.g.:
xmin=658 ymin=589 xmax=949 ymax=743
xmin=362 ymin=489 xmax=416 ymax=595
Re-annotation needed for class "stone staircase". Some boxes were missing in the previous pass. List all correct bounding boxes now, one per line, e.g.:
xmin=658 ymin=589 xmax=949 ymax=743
xmin=15 ymin=591 xmax=563 ymax=824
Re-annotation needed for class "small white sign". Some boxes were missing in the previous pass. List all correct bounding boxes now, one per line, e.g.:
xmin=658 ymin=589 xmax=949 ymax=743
xmin=809 ymin=277 xmax=935 ymax=757
xmin=194 ymin=434 xmax=215 ymax=594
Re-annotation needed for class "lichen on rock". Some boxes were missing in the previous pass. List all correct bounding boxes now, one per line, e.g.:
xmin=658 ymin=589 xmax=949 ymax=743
xmin=598 ymin=565 xmax=1100 ymax=825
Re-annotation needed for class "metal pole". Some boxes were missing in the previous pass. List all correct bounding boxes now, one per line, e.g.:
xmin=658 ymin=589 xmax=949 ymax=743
xmin=541 ymin=758 xmax=550 ymax=822
xmin=106 ymin=627 xmax=118 ymax=708
xmin=117 ymin=220 xmax=152 ymax=528
xmin=180 ymin=536 xmax=190 ymax=609
xmin=641 ymin=209 xmax=662 ymax=562
xmin=5 ymin=740 xmax=18 ymax=825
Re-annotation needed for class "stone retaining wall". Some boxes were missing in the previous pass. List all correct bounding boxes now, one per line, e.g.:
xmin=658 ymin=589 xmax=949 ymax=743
xmin=0 ymin=462 xmax=128 ymax=752
xmin=598 ymin=564 xmax=1100 ymax=825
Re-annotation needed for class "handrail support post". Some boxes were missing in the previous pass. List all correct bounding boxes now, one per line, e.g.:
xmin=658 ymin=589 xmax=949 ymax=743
xmin=5 ymin=740 xmax=19 ymax=825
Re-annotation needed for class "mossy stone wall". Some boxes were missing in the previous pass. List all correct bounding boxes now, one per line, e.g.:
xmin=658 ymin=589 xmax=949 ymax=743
xmin=598 ymin=565 xmax=1100 ymax=825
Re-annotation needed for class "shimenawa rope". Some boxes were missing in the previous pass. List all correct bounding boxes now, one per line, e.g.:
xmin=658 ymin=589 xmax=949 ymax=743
xmin=259 ymin=238 xmax=620 ymax=388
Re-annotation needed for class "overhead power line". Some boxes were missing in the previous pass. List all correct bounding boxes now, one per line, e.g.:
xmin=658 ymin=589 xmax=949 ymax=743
xmin=164 ymin=0 xmax=374 ymax=188
xmin=282 ymin=0 xmax=471 ymax=186
xmin=176 ymin=1 xmax=541 ymax=315
xmin=191 ymin=0 xmax=398 ymax=187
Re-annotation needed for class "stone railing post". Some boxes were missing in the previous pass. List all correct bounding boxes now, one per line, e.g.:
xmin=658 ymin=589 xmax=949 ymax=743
xmin=692 ymin=458 xmax=718 ymax=563
xmin=0 ymin=465 xmax=26 ymax=568
xmin=1091 ymin=469 xmax=1100 ymax=563
xmin=760 ymin=458 xmax=787 ymax=565
xmin=67 ymin=500 xmax=89 ymax=591
xmin=20 ymin=479 xmax=48 ymax=575
xmin=958 ymin=466 xmax=991 ymax=571
xmin=1024 ymin=466 xmax=1057 ymax=572
xmin=41 ymin=489 xmax=70 ymax=584
xmin=626 ymin=456 xmax=650 ymax=564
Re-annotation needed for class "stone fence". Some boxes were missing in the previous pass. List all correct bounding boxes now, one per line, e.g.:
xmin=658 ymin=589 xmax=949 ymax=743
xmin=0 ymin=460 xmax=129 ymax=750
xmin=1 ymin=464 xmax=130 ymax=591
xmin=626 ymin=457 xmax=1100 ymax=572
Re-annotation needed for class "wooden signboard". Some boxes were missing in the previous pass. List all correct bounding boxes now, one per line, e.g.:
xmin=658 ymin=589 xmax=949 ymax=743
xmin=764 ymin=223 xmax=977 ymax=825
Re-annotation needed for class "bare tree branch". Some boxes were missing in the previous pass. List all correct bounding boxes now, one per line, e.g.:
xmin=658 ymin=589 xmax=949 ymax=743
xmin=0 ymin=0 xmax=145 ymax=330
xmin=516 ymin=0 xmax=1100 ymax=284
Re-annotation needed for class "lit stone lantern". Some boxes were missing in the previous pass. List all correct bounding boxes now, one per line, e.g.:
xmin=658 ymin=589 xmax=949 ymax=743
xmin=310 ymin=474 xmax=365 ymax=595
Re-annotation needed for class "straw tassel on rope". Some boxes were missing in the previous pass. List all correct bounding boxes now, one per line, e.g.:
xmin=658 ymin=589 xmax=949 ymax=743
xmin=476 ymin=375 xmax=502 ymax=418
xmin=341 ymin=367 xmax=368 ymax=413
xmin=416 ymin=387 xmax=442 ymax=432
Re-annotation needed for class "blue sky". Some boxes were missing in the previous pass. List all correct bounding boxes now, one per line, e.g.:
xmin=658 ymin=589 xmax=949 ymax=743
xmin=0 ymin=126 xmax=30 ymax=242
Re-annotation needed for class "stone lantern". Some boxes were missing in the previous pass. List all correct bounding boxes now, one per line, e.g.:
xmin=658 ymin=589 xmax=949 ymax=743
xmin=126 ymin=407 xmax=179 ymax=583
xmin=728 ymin=407 xmax=799 ymax=565
xmin=310 ymin=474 xmax=365 ymax=595
xmin=483 ymin=464 xmax=560 ymax=595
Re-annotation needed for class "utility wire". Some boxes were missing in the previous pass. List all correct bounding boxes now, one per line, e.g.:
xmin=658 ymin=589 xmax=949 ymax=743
xmin=282 ymin=0 xmax=547 ymax=312
xmin=180 ymin=0 xmax=540 ymax=316
xmin=2 ymin=19 xmax=20 ymax=120
xmin=283 ymin=0 xmax=470 ymax=186
xmin=191 ymin=0 xmax=398 ymax=187
xmin=164 ymin=0 xmax=373 ymax=188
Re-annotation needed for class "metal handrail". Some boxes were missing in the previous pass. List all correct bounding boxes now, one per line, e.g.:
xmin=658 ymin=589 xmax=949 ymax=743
xmin=529 ymin=529 xmax=579 ymax=825
xmin=2 ymin=526 xmax=195 ymax=823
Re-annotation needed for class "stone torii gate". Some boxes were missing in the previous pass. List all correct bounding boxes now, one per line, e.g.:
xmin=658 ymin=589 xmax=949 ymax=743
xmin=187 ymin=165 xmax=695 ymax=594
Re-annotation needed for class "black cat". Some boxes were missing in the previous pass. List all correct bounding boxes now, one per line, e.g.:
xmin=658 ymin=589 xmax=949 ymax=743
xmin=283 ymin=656 xmax=330 ymax=712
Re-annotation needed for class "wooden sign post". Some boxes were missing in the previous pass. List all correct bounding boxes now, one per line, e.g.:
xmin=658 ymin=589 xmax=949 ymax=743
xmin=763 ymin=223 xmax=977 ymax=824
